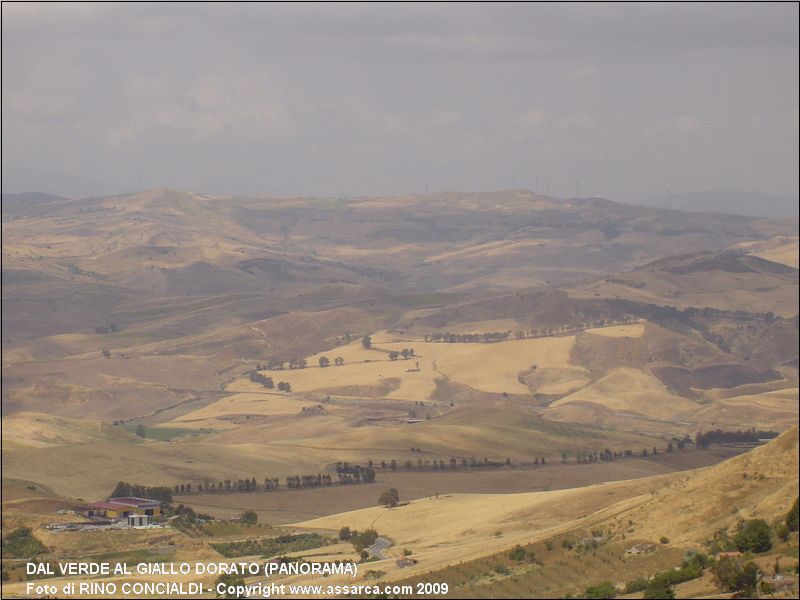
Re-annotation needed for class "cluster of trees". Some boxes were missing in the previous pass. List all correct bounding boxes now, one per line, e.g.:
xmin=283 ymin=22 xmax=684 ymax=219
xmin=170 ymin=503 xmax=213 ymax=530
xmin=248 ymin=371 xmax=290 ymax=391
xmin=317 ymin=356 xmax=345 ymax=367
xmin=712 ymin=557 xmax=760 ymax=597
xmin=666 ymin=437 xmax=690 ymax=452
xmin=300 ymin=404 xmax=325 ymax=416
xmin=388 ymin=348 xmax=415 ymax=360
xmin=260 ymin=358 xmax=310 ymax=370
xmin=111 ymin=481 xmax=172 ymax=506
xmin=696 ymin=428 xmax=778 ymax=448
xmin=249 ymin=372 xmax=274 ymax=388
xmin=345 ymin=527 xmax=379 ymax=558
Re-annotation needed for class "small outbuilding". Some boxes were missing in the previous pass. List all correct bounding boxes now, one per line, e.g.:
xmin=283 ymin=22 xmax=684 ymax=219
xmin=127 ymin=514 xmax=152 ymax=527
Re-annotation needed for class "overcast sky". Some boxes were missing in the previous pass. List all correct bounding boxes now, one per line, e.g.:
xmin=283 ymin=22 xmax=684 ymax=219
xmin=2 ymin=2 xmax=798 ymax=201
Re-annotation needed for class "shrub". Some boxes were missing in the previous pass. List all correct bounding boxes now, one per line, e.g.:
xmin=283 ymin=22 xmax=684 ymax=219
xmin=508 ymin=545 xmax=528 ymax=562
xmin=240 ymin=510 xmax=258 ymax=525
xmin=786 ymin=497 xmax=799 ymax=532
xmin=584 ymin=581 xmax=616 ymax=599
xmin=1 ymin=527 xmax=46 ymax=558
xmin=660 ymin=536 xmax=670 ymax=544
xmin=733 ymin=519 xmax=772 ymax=553
xmin=643 ymin=579 xmax=674 ymax=599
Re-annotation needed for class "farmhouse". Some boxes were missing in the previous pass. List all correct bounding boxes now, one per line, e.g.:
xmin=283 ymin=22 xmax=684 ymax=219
xmin=83 ymin=497 xmax=161 ymax=519
xmin=625 ymin=542 xmax=656 ymax=555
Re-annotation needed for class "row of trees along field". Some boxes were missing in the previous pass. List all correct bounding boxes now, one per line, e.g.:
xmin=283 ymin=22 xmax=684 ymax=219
xmin=423 ymin=317 xmax=639 ymax=343
xmin=254 ymin=355 xmax=346 ymax=371
xmin=172 ymin=467 xmax=376 ymax=494
xmin=370 ymin=436 xmax=696 ymax=472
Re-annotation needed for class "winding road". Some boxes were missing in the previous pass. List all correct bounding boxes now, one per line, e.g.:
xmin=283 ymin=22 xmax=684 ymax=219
xmin=367 ymin=537 xmax=392 ymax=560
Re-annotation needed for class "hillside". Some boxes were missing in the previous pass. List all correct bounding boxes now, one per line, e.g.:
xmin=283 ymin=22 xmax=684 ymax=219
xmin=292 ymin=428 xmax=798 ymax=592
xmin=2 ymin=189 xmax=797 ymax=502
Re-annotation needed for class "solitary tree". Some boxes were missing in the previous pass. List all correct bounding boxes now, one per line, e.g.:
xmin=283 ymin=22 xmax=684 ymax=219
xmin=135 ymin=424 xmax=146 ymax=438
xmin=379 ymin=488 xmax=400 ymax=507
xmin=240 ymin=510 xmax=258 ymax=525
xmin=319 ymin=356 xmax=330 ymax=368
xmin=362 ymin=335 xmax=372 ymax=349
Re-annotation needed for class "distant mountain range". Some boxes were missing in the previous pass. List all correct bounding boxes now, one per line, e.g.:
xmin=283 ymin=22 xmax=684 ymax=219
xmin=633 ymin=189 xmax=799 ymax=218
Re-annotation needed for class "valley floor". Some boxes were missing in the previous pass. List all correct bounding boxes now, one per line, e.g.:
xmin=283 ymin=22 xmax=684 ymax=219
xmin=175 ymin=446 xmax=746 ymax=524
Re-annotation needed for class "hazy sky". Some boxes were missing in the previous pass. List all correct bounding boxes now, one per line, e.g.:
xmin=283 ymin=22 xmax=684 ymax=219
xmin=2 ymin=2 xmax=798 ymax=201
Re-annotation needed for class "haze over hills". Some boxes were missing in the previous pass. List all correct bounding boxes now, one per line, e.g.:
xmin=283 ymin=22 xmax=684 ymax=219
xmin=635 ymin=189 xmax=800 ymax=219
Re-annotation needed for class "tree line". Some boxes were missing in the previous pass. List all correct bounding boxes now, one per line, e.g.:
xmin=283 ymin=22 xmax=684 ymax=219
xmin=423 ymin=317 xmax=639 ymax=344
xmin=695 ymin=428 xmax=778 ymax=448
xmin=110 ymin=481 xmax=173 ymax=506
xmin=171 ymin=465 xmax=376 ymax=495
